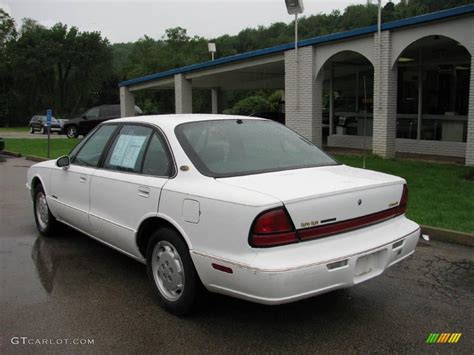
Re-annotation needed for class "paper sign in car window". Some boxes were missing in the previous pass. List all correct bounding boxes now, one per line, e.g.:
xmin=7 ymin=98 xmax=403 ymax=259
xmin=109 ymin=135 xmax=147 ymax=169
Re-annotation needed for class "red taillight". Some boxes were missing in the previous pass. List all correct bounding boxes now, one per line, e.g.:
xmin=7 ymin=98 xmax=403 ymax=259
xmin=399 ymin=184 xmax=408 ymax=214
xmin=250 ymin=208 xmax=297 ymax=247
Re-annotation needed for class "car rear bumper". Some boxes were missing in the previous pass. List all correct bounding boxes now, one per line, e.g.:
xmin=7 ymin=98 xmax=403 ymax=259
xmin=191 ymin=215 xmax=420 ymax=305
xmin=32 ymin=126 xmax=62 ymax=131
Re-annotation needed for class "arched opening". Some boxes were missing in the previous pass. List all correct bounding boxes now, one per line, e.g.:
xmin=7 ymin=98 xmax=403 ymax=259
xmin=320 ymin=51 xmax=374 ymax=147
xmin=396 ymin=35 xmax=471 ymax=142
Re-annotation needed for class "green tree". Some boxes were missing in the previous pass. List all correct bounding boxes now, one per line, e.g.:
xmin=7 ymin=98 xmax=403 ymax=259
xmin=224 ymin=96 xmax=272 ymax=116
xmin=0 ymin=8 xmax=16 ymax=47
xmin=0 ymin=9 xmax=17 ymax=125
xmin=7 ymin=19 xmax=113 ymax=123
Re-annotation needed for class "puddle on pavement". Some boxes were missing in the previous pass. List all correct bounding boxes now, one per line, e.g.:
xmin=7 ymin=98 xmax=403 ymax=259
xmin=0 ymin=236 xmax=50 ymax=305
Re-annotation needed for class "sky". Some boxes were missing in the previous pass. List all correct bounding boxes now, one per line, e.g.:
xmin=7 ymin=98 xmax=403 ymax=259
xmin=2 ymin=1 xmax=399 ymax=43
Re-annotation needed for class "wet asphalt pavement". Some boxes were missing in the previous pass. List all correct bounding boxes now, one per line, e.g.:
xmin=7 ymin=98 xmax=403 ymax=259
xmin=1 ymin=155 xmax=473 ymax=354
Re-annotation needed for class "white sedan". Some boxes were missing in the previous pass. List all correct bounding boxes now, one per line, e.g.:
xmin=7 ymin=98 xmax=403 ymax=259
xmin=27 ymin=114 xmax=420 ymax=315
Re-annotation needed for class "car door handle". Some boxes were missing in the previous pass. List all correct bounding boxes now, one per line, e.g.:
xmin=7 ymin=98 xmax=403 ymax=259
xmin=138 ymin=186 xmax=150 ymax=198
xmin=79 ymin=176 xmax=87 ymax=183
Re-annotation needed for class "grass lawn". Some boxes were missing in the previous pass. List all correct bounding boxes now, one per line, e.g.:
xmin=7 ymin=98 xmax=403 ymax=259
xmin=4 ymin=138 xmax=80 ymax=159
xmin=335 ymin=154 xmax=474 ymax=234
xmin=3 ymin=138 xmax=472 ymax=233
xmin=0 ymin=126 xmax=29 ymax=132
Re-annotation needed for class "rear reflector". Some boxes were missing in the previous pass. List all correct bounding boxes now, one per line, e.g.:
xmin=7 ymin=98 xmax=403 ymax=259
xmin=212 ymin=263 xmax=233 ymax=274
xmin=392 ymin=240 xmax=404 ymax=249
xmin=327 ymin=259 xmax=348 ymax=270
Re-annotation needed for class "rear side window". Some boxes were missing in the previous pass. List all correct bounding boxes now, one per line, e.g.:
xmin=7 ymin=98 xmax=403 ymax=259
xmin=104 ymin=125 xmax=152 ymax=173
xmin=101 ymin=105 xmax=120 ymax=117
xmin=85 ymin=107 xmax=100 ymax=119
xmin=142 ymin=133 xmax=172 ymax=177
xmin=72 ymin=125 xmax=117 ymax=167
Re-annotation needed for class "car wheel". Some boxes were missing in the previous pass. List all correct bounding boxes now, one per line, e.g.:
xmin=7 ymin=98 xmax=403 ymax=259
xmin=33 ymin=184 xmax=59 ymax=237
xmin=41 ymin=126 xmax=47 ymax=134
xmin=146 ymin=228 xmax=204 ymax=316
xmin=30 ymin=126 xmax=34 ymax=134
xmin=65 ymin=125 xmax=78 ymax=139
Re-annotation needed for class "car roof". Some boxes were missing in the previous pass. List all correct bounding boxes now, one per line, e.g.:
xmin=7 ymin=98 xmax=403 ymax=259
xmin=108 ymin=114 xmax=266 ymax=131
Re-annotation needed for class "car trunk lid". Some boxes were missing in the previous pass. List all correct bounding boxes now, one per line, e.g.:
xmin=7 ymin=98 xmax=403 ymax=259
xmin=217 ymin=165 xmax=405 ymax=233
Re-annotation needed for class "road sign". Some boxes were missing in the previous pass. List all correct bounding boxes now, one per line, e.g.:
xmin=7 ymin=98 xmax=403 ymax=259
xmin=46 ymin=109 xmax=52 ymax=127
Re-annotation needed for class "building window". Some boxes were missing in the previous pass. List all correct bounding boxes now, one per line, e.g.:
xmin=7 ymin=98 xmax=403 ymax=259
xmin=396 ymin=35 xmax=470 ymax=143
xmin=322 ymin=51 xmax=374 ymax=140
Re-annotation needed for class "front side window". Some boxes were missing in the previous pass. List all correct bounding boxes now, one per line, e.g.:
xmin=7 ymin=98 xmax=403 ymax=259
xmin=175 ymin=119 xmax=337 ymax=178
xmin=104 ymin=125 xmax=152 ymax=173
xmin=72 ymin=125 xmax=117 ymax=167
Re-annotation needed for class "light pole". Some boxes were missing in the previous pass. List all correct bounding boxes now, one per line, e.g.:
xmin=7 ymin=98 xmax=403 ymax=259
xmin=377 ymin=0 xmax=382 ymax=110
xmin=285 ymin=0 xmax=304 ymax=111
xmin=208 ymin=42 xmax=216 ymax=61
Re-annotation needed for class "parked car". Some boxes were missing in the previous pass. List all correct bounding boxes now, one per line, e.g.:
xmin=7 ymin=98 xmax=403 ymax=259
xmin=63 ymin=104 xmax=142 ymax=139
xmin=27 ymin=114 xmax=420 ymax=315
xmin=29 ymin=115 xmax=64 ymax=134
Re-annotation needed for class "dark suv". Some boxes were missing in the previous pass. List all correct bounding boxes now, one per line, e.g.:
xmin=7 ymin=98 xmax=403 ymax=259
xmin=63 ymin=104 xmax=142 ymax=138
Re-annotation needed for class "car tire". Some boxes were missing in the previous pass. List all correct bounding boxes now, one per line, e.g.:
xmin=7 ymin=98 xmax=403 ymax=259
xmin=33 ymin=184 xmax=59 ymax=237
xmin=41 ymin=126 xmax=47 ymax=134
xmin=65 ymin=125 xmax=79 ymax=139
xmin=146 ymin=228 xmax=204 ymax=316
xmin=30 ymin=126 xmax=34 ymax=134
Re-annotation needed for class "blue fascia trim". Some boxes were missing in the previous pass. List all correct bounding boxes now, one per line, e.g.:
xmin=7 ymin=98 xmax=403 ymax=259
xmin=119 ymin=4 xmax=474 ymax=88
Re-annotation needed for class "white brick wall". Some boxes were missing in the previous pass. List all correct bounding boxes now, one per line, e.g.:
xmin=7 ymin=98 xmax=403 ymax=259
xmin=328 ymin=136 xmax=465 ymax=158
xmin=373 ymin=31 xmax=397 ymax=158
xmin=175 ymin=74 xmax=193 ymax=114
xmin=119 ymin=86 xmax=135 ymax=118
xmin=284 ymin=46 xmax=323 ymax=147
xmin=396 ymin=139 xmax=466 ymax=158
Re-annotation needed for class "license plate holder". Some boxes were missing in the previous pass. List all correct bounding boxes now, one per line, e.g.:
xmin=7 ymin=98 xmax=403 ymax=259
xmin=354 ymin=249 xmax=386 ymax=279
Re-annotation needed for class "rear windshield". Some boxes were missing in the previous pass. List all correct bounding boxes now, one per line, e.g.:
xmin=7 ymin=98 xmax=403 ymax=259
xmin=175 ymin=119 xmax=338 ymax=178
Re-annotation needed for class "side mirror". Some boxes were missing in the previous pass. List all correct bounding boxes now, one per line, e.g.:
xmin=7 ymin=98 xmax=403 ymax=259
xmin=82 ymin=115 xmax=87 ymax=120
xmin=56 ymin=155 xmax=70 ymax=169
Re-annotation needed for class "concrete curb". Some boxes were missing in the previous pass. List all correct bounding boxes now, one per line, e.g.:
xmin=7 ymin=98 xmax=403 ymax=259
xmin=2 ymin=150 xmax=22 ymax=157
xmin=421 ymin=225 xmax=473 ymax=247
xmin=25 ymin=155 xmax=48 ymax=162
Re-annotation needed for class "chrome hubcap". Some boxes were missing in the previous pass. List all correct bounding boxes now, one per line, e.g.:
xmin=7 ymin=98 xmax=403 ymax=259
xmin=67 ymin=127 xmax=76 ymax=137
xmin=36 ymin=192 xmax=49 ymax=230
xmin=151 ymin=241 xmax=185 ymax=301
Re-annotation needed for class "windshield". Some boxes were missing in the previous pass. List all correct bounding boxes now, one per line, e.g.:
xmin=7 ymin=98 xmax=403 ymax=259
xmin=175 ymin=119 xmax=338 ymax=178
xmin=38 ymin=116 xmax=58 ymax=123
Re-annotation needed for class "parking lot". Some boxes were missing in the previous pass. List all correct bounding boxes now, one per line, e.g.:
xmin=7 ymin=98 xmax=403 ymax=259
xmin=1 ymin=155 xmax=473 ymax=354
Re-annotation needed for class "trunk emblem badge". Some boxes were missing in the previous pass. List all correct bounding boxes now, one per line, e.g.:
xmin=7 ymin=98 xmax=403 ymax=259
xmin=358 ymin=199 xmax=362 ymax=205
